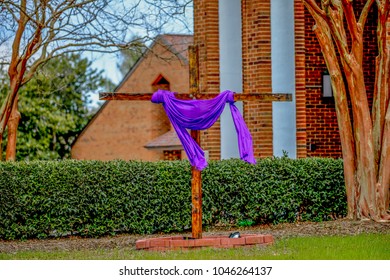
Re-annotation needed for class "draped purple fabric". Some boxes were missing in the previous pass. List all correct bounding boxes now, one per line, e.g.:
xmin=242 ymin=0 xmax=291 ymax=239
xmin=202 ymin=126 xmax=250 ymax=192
xmin=151 ymin=89 xmax=256 ymax=170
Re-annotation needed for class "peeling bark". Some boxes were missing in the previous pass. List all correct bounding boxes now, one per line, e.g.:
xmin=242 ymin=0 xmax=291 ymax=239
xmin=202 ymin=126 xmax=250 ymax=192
xmin=302 ymin=0 xmax=390 ymax=221
xmin=5 ymin=97 xmax=20 ymax=161
xmin=312 ymin=19 xmax=358 ymax=219
xmin=0 ymin=0 xmax=192 ymax=160
xmin=0 ymin=82 xmax=21 ymax=161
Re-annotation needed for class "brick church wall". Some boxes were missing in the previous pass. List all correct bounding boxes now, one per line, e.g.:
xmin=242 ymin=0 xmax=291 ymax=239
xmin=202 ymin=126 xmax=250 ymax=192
xmin=242 ymin=0 xmax=273 ymax=158
xmin=303 ymin=0 xmax=378 ymax=158
xmin=194 ymin=0 xmax=275 ymax=159
xmin=304 ymin=9 xmax=342 ymax=158
xmin=193 ymin=0 xmax=380 ymax=160
xmin=193 ymin=0 xmax=221 ymax=160
xmin=71 ymin=39 xmax=189 ymax=161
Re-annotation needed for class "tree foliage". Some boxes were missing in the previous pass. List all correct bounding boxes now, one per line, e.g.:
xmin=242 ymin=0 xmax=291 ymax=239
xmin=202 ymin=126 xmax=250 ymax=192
xmin=0 ymin=53 xmax=112 ymax=160
xmin=0 ymin=0 xmax=192 ymax=160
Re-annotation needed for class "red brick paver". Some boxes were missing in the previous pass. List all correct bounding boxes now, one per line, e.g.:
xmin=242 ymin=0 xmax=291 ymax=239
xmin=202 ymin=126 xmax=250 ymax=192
xmin=136 ymin=234 xmax=274 ymax=251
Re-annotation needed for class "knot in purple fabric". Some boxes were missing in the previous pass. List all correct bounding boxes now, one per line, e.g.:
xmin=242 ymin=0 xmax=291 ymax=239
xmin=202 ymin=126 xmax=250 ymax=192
xmin=151 ymin=89 xmax=256 ymax=170
xmin=151 ymin=89 xmax=166 ymax=103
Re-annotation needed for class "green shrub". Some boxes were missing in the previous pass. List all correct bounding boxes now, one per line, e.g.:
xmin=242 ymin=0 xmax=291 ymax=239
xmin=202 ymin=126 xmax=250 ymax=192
xmin=202 ymin=158 xmax=346 ymax=225
xmin=0 ymin=158 xmax=346 ymax=240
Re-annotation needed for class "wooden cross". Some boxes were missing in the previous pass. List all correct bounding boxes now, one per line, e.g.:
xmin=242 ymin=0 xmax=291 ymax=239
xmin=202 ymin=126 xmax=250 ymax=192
xmin=100 ymin=45 xmax=292 ymax=239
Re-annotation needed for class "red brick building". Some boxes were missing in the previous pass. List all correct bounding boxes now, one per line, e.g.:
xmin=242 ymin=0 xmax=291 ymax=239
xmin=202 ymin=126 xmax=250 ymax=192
xmin=71 ymin=34 xmax=192 ymax=161
xmin=194 ymin=0 xmax=380 ymax=160
xmin=72 ymin=1 xmax=382 ymax=162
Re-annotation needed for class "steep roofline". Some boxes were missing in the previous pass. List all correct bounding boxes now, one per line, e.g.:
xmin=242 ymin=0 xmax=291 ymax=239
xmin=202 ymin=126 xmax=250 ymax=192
xmin=71 ymin=34 xmax=193 ymax=151
xmin=114 ymin=33 xmax=193 ymax=92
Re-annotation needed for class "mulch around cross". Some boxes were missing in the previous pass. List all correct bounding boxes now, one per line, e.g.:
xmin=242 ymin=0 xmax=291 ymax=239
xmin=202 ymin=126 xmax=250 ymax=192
xmin=0 ymin=219 xmax=389 ymax=254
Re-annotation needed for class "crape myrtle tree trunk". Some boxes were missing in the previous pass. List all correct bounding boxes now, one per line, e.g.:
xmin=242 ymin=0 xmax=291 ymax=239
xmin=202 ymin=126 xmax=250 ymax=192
xmin=302 ymin=0 xmax=390 ymax=221
xmin=0 ymin=0 xmax=192 ymax=160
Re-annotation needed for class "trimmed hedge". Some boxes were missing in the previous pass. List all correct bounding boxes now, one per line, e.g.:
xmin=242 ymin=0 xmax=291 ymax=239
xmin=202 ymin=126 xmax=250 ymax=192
xmin=0 ymin=158 xmax=346 ymax=240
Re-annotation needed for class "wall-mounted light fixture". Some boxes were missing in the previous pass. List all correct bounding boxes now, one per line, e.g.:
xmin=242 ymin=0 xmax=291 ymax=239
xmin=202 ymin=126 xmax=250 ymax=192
xmin=322 ymin=70 xmax=333 ymax=98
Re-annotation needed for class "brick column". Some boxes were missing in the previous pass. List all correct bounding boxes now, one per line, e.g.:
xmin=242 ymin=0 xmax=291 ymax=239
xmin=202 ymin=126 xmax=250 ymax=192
xmin=295 ymin=0 xmax=307 ymax=158
xmin=242 ymin=0 xmax=273 ymax=158
xmin=193 ymin=0 xmax=221 ymax=160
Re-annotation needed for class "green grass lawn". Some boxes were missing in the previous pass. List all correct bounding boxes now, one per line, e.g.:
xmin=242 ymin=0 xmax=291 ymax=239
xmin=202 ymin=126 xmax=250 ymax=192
xmin=1 ymin=233 xmax=389 ymax=260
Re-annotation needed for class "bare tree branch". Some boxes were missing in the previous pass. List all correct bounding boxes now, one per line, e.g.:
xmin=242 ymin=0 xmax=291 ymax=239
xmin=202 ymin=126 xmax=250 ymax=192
xmin=303 ymin=0 xmax=390 ymax=220
xmin=328 ymin=1 xmax=349 ymax=56
xmin=372 ymin=0 xmax=390 ymax=178
xmin=312 ymin=12 xmax=357 ymax=218
xmin=1 ymin=1 xmax=192 ymax=65
xmin=9 ymin=0 xmax=28 ymax=79
xmin=359 ymin=0 xmax=375 ymax=27
xmin=341 ymin=0 xmax=360 ymax=42
xmin=303 ymin=0 xmax=350 ymax=65
xmin=304 ymin=0 xmax=327 ymax=17
xmin=0 ymin=0 xmax=192 ymax=160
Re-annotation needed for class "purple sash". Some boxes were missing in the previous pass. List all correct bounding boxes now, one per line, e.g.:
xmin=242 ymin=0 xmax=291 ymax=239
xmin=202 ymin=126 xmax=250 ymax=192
xmin=151 ymin=89 xmax=256 ymax=170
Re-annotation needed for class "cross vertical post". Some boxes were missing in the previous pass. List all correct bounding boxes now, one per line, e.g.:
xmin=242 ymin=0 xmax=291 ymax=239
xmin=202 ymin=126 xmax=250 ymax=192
xmin=98 ymin=44 xmax=292 ymax=242
xmin=188 ymin=45 xmax=202 ymax=239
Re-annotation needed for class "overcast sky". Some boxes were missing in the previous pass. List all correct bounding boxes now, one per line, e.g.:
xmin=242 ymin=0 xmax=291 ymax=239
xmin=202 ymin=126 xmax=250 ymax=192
xmin=87 ymin=5 xmax=193 ymax=107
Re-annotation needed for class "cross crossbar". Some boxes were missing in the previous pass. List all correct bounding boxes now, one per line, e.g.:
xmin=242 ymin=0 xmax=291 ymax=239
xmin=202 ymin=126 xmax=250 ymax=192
xmin=99 ymin=92 xmax=292 ymax=102
xmin=99 ymin=44 xmax=292 ymax=239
